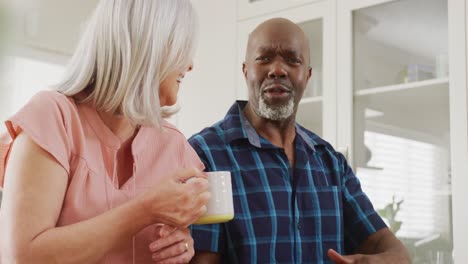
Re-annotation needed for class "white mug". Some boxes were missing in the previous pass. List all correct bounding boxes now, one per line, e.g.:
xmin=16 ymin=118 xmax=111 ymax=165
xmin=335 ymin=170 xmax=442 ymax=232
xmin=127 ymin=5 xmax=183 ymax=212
xmin=194 ymin=171 xmax=234 ymax=225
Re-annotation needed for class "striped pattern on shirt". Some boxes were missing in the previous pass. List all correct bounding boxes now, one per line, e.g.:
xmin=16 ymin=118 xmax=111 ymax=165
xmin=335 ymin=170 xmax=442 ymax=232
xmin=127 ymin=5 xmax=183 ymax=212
xmin=189 ymin=101 xmax=386 ymax=264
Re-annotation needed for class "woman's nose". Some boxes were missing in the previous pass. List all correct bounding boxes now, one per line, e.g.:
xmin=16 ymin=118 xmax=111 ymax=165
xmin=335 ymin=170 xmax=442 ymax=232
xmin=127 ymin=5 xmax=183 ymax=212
xmin=187 ymin=60 xmax=194 ymax=72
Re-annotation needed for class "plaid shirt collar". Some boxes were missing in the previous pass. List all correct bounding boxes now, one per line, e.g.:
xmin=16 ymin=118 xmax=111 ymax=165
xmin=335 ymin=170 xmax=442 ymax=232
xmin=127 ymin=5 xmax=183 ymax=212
xmin=223 ymin=100 xmax=317 ymax=152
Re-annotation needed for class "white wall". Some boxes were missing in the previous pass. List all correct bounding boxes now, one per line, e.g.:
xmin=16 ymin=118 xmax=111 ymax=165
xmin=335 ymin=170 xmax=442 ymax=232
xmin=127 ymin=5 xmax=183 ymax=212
xmin=0 ymin=2 xmax=15 ymax=129
xmin=177 ymin=0 xmax=238 ymax=137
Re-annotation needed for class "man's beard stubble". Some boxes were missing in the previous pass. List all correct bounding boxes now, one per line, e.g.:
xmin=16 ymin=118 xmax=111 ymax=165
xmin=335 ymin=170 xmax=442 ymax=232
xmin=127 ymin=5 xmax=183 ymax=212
xmin=256 ymin=93 xmax=295 ymax=121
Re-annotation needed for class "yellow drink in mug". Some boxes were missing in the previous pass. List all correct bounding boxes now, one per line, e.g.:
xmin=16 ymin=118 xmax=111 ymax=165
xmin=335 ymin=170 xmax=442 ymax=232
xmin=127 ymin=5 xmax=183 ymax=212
xmin=194 ymin=171 xmax=234 ymax=225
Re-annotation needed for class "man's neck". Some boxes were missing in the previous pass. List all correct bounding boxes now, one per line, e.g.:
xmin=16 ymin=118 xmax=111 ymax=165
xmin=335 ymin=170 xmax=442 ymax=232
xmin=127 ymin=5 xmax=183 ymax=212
xmin=243 ymin=102 xmax=296 ymax=149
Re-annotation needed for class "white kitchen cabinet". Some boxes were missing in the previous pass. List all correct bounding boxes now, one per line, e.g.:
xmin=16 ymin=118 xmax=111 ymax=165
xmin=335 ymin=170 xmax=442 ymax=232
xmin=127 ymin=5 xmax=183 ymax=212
xmin=238 ymin=0 xmax=468 ymax=262
xmin=337 ymin=0 xmax=467 ymax=262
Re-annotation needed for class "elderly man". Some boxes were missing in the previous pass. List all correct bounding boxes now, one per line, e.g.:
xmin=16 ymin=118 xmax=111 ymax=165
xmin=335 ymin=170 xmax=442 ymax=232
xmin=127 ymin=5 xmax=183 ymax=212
xmin=189 ymin=18 xmax=411 ymax=263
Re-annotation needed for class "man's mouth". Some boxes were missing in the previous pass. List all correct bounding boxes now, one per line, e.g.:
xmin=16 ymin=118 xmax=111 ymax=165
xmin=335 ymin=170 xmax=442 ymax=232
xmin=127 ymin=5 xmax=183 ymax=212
xmin=262 ymin=84 xmax=292 ymax=99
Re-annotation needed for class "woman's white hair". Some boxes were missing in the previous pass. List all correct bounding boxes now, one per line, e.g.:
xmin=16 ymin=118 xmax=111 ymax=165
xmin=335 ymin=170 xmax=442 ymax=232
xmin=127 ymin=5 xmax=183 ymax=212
xmin=55 ymin=0 xmax=198 ymax=127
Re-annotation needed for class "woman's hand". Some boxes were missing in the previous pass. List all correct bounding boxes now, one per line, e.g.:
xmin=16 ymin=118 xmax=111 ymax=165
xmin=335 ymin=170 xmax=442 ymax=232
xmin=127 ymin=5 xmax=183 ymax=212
xmin=149 ymin=224 xmax=194 ymax=264
xmin=139 ymin=167 xmax=210 ymax=228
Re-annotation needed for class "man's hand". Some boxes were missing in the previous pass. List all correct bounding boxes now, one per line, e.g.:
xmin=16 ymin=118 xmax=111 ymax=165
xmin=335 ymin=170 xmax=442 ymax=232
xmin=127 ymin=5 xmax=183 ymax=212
xmin=328 ymin=249 xmax=373 ymax=263
xmin=327 ymin=248 xmax=411 ymax=264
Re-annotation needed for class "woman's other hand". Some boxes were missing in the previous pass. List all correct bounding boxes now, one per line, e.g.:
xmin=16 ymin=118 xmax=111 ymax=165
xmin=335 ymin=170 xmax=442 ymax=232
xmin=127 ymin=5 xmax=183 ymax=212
xmin=149 ymin=225 xmax=194 ymax=264
xmin=140 ymin=167 xmax=210 ymax=227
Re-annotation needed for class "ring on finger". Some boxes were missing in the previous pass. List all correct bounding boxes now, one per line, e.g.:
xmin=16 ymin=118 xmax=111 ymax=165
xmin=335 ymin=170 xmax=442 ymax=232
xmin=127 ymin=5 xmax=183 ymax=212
xmin=184 ymin=241 xmax=189 ymax=252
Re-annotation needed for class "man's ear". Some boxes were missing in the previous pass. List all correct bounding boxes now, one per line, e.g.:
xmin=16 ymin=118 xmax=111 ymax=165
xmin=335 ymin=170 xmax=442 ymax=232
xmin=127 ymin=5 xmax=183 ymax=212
xmin=307 ymin=66 xmax=312 ymax=81
xmin=242 ymin=63 xmax=247 ymax=79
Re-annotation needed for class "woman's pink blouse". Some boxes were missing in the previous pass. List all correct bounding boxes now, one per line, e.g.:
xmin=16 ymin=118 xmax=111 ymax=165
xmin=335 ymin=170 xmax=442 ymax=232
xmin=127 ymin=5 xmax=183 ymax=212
xmin=0 ymin=90 xmax=204 ymax=263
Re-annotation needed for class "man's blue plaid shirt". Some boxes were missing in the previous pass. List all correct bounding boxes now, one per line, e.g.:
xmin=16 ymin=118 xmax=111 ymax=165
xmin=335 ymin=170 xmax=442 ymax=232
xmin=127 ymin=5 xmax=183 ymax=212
xmin=189 ymin=101 xmax=386 ymax=264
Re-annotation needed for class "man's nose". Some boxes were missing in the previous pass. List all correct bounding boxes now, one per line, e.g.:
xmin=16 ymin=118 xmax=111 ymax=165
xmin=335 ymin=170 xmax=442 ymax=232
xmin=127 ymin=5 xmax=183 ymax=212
xmin=268 ymin=61 xmax=287 ymax=79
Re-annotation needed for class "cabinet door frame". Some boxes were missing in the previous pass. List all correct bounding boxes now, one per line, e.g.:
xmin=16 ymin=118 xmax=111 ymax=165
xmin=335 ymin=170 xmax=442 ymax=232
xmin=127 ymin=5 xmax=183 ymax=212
xmin=236 ymin=0 xmax=337 ymax=146
xmin=337 ymin=0 xmax=468 ymax=261
xmin=336 ymin=0 xmax=400 ymax=165
xmin=237 ymin=0 xmax=324 ymax=21
xmin=448 ymin=0 xmax=468 ymax=261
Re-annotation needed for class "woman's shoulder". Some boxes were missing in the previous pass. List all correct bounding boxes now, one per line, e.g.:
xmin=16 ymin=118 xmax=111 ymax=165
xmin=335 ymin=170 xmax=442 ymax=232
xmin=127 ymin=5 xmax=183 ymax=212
xmin=7 ymin=89 xmax=83 ymax=145
xmin=31 ymin=89 xmax=76 ymax=108
xmin=1 ymin=90 xmax=80 ymax=179
xmin=21 ymin=89 xmax=79 ymax=122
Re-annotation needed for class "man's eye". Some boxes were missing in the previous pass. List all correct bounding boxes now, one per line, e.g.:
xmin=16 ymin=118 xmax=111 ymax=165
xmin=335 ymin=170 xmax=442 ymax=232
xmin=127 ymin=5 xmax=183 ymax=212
xmin=288 ymin=58 xmax=301 ymax=64
xmin=256 ymin=57 xmax=270 ymax=62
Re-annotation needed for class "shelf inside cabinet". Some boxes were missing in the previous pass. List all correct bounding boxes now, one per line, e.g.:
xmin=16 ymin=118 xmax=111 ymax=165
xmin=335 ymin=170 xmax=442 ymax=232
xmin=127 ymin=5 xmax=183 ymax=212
xmin=354 ymin=77 xmax=449 ymax=139
xmin=354 ymin=78 xmax=449 ymax=97
xmin=357 ymin=165 xmax=384 ymax=171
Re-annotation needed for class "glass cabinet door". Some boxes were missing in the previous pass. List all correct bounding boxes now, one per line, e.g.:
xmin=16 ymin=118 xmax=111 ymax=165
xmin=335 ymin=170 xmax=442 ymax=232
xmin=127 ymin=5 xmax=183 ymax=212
xmin=237 ymin=1 xmax=336 ymax=141
xmin=342 ymin=0 xmax=454 ymax=263
xmin=296 ymin=19 xmax=324 ymax=136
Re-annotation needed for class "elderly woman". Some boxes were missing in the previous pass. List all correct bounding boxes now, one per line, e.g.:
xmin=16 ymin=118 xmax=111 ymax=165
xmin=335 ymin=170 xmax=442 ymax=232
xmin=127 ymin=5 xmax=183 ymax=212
xmin=0 ymin=0 xmax=209 ymax=263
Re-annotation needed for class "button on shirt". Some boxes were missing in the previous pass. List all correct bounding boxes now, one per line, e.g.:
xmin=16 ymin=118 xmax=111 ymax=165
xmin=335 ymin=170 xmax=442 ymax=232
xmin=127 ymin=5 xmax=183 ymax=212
xmin=189 ymin=101 xmax=386 ymax=264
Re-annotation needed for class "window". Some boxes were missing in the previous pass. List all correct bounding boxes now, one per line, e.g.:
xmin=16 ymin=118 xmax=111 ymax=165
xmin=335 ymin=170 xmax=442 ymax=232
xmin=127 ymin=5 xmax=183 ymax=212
xmin=357 ymin=131 xmax=451 ymax=240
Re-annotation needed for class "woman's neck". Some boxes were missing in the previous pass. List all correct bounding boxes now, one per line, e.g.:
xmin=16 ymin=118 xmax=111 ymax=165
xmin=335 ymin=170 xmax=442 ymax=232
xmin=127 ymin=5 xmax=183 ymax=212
xmin=98 ymin=110 xmax=138 ymax=144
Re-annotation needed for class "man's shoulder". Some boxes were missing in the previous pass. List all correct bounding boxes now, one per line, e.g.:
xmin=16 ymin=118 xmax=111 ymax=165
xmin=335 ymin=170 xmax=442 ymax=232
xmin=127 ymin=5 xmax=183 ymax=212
xmin=188 ymin=120 xmax=227 ymax=145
